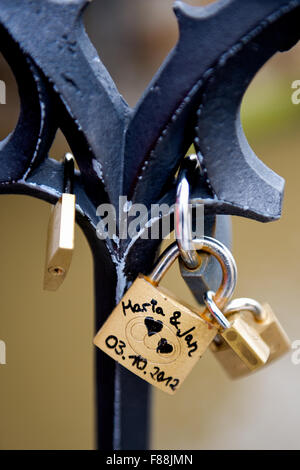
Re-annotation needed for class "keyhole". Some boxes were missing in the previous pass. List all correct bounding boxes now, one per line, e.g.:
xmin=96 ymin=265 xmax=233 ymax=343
xmin=48 ymin=266 xmax=65 ymax=277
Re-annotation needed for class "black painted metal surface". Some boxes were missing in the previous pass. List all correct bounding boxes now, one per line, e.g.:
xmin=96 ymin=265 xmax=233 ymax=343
xmin=0 ymin=0 xmax=298 ymax=450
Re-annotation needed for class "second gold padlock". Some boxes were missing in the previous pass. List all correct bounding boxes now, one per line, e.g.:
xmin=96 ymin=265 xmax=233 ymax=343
xmin=204 ymin=291 xmax=270 ymax=371
xmin=210 ymin=298 xmax=291 ymax=378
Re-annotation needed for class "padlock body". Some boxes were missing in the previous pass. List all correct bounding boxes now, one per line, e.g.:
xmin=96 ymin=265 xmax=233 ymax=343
xmin=212 ymin=304 xmax=290 ymax=378
xmin=220 ymin=316 xmax=270 ymax=371
xmin=94 ymin=276 xmax=218 ymax=394
xmin=44 ymin=193 xmax=75 ymax=291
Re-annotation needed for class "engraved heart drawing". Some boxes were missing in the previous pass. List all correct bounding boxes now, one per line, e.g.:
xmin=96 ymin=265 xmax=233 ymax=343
xmin=144 ymin=317 xmax=163 ymax=337
xmin=145 ymin=317 xmax=174 ymax=355
xmin=156 ymin=338 xmax=174 ymax=355
xmin=125 ymin=316 xmax=180 ymax=365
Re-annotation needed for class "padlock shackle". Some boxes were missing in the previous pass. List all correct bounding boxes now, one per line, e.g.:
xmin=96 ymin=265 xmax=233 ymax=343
xmin=224 ymin=297 xmax=266 ymax=322
xmin=150 ymin=236 xmax=237 ymax=309
xmin=204 ymin=290 xmax=231 ymax=329
xmin=63 ymin=153 xmax=75 ymax=195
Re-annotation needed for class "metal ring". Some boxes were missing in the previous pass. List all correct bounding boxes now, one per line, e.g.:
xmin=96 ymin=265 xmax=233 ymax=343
xmin=149 ymin=236 xmax=237 ymax=310
xmin=224 ymin=297 xmax=265 ymax=322
xmin=203 ymin=290 xmax=231 ymax=329
xmin=175 ymin=155 xmax=199 ymax=269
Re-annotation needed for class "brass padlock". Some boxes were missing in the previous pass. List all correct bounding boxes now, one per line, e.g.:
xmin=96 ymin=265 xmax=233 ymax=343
xmin=94 ymin=236 xmax=237 ymax=394
xmin=44 ymin=153 xmax=76 ymax=291
xmin=210 ymin=298 xmax=291 ymax=378
xmin=204 ymin=291 xmax=270 ymax=371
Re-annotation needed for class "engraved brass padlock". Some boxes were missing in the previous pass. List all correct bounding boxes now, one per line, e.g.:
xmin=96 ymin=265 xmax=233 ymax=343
xmin=204 ymin=291 xmax=270 ymax=371
xmin=210 ymin=298 xmax=291 ymax=378
xmin=44 ymin=153 xmax=76 ymax=291
xmin=94 ymin=236 xmax=236 ymax=394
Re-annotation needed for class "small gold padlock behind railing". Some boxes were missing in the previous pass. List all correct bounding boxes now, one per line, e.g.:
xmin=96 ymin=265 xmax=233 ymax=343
xmin=44 ymin=153 xmax=76 ymax=291
xmin=93 ymin=237 xmax=236 ymax=395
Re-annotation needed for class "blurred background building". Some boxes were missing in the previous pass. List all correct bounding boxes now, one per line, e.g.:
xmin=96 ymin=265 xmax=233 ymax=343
xmin=0 ymin=0 xmax=299 ymax=449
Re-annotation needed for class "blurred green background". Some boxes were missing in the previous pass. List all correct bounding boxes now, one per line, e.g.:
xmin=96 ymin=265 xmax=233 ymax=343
xmin=0 ymin=0 xmax=299 ymax=449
